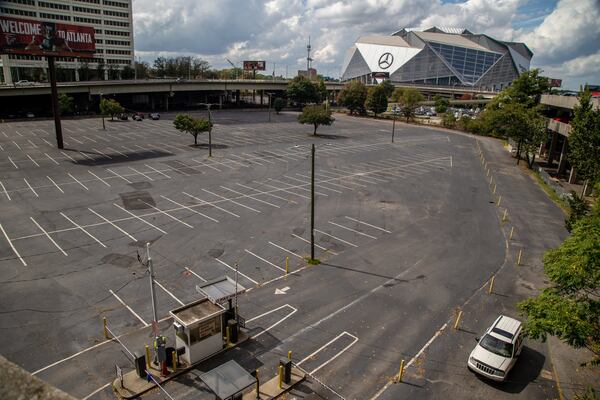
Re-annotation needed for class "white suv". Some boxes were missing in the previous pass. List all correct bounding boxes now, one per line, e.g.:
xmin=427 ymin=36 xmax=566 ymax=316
xmin=468 ymin=315 xmax=524 ymax=381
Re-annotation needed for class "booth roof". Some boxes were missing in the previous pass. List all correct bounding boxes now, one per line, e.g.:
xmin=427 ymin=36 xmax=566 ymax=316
xmin=170 ymin=298 xmax=225 ymax=327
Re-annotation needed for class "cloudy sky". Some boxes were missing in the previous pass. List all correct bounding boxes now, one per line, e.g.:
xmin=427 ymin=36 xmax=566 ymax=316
xmin=132 ymin=0 xmax=600 ymax=90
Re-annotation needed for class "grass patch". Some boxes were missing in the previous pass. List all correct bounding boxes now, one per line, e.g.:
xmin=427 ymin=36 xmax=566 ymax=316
xmin=527 ymin=168 xmax=570 ymax=214
xmin=304 ymin=257 xmax=321 ymax=265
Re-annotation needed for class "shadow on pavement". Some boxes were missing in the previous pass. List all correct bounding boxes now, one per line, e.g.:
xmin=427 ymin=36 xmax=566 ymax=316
xmin=63 ymin=148 xmax=173 ymax=165
xmin=476 ymin=346 xmax=546 ymax=394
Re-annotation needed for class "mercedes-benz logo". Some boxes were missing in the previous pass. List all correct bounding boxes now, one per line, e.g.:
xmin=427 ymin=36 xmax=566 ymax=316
xmin=378 ymin=52 xmax=394 ymax=69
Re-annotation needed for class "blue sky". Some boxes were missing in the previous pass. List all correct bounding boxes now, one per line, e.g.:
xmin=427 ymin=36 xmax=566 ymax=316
xmin=132 ymin=0 xmax=599 ymax=90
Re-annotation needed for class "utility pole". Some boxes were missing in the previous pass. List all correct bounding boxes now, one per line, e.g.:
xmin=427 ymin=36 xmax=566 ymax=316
xmin=47 ymin=57 xmax=64 ymax=149
xmin=392 ymin=106 xmax=398 ymax=143
xmin=310 ymin=143 xmax=315 ymax=261
xmin=99 ymin=92 xmax=105 ymax=130
xmin=147 ymin=242 xmax=159 ymax=326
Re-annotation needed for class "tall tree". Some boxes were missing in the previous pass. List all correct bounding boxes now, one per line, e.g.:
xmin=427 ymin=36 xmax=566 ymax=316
xmin=287 ymin=76 xmax=320 ymax=106
xmin=121 ymin=65 xmax=135 ymax=80
xmin=519 ymin=192 xmax=600 ymax=366
xmin=298 ymin=105 xmax=335 ymax=135
xmin=568 ymin=89 xmax=600 ymax=188
xmin=434 ymin=95 xmax=450 ymax=114
xmin=99 ymin=98 xmax=124 ymax=121
xmin=338 ymin=81 xmax=367 ymax=115
xmin=58 ymin=93 xmax=74 ymax=115
xmin=173 ymin=114 xmax=212 ymax=145
xmin=380 ymin=80 xmax=395 ymax=98
xmin=365 ymin=84 xmax=388 ymax=117
xmin=316 ymin=79 xmax=328 ymax=103
xmin=394 ymin=88 xmax=424 ymax=122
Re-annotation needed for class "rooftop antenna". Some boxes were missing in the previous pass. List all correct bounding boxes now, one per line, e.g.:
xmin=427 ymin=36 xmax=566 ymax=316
xmin=306 ymin=36 xmax=313 ymax=74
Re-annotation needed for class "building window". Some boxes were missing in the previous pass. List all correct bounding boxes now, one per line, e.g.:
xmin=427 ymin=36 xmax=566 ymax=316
xmin=106 ymin=49 xmax=131 ymax=55
xmin=3 ymin=0 xmax=36 ymax=5
xmin=0 ymin=7 xmax=36 ymax=16
xmin=38 ymin=1 xmax=70 ymax=10
xmin=95 ymin=39 xmax=103 ymax=43
xmin=74 ymin=16 xmax=101 ymax=24
xmin=107 ymin=58 xmax=131 ymax=64
xmin=104 ymin=29 xmax=130 ymax=36
xmin=103 ymin=10 xmax=129 ymax=17
xmin=105 ymin=39 xmax=130 ymax=46
xmin=104 ymin=20 xmax=129 ymax=27
xmin=74 ymin=0 xmax=100 ymax=4
xmin=103 ymin=0 xmax=129 ymax=8
xmin=39 ymin=12 xmax=71 ymax=21
xmin=73 ymin=5 xmax=101 ymax=14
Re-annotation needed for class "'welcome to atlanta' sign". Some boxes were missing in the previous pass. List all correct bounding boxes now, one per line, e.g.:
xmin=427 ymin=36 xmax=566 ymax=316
xmin=0 ymin=16 xmax=95 ymax=58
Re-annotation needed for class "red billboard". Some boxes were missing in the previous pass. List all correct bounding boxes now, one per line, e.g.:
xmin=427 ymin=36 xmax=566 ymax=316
xmin=243 ymin=60 xmax=266 ymax=71
xmin=0 ymin=16 xmax=95 ymax=58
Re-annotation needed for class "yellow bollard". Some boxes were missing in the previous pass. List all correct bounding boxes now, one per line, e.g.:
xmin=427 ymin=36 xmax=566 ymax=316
xmin=145 ymin=345 xmax=151 ymax=369
xmin=453 ymin=310 xmax=463 ymax=330
xmin=509 ymin=226 xmax=514 ymax=240
xmin=288 ymin=350 xmax=292 ymax=360
xmin=488 ymin=276 xmax=495 ymax=294
xmin=226 ymin=326 xmax=231 ymax=346
xmin=278 ymin=365 xmax=283 ymax=389
xmin=497 ymin=196 xmax=502 ymax=207
xmin=502 ymin=209 xmax=508 ymax=221
xmin=396 ymin=359 xmax=406 ymax=383
xmin=172 ymin=351 xmax=177 ymax=373
xmin=103 ymin=317 xmax=109 ymax=339
xmin=285 ymin=257 xmax=289 ymax=276
xmin=517 ymin=249 xmax=523 ymax=266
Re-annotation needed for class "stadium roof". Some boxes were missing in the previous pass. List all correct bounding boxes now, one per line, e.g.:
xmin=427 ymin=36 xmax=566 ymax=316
xmin=413 ymin=31 xmax=494 ymax=52
xmin=356 ymin=35 xmax=411 ymax=47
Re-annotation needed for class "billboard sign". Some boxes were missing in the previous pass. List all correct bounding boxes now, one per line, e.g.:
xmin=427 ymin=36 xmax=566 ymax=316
xmin=0 ymin=16 xmax=95 ymax=58
xmin=547 ymin=78 xmax=562 ymax=88
xmin=243 ymin=60 xmax=265 ymax=71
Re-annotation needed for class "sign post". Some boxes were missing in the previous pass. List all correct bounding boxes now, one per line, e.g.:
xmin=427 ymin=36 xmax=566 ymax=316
xmin=0 ymin=16 xmax=96 ymax=148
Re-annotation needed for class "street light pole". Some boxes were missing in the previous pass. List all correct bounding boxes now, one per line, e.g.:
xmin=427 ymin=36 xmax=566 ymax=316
xmin=207 ymin=104 xmax=213 ymax=157
xmin=147 ymin=242 xmax=158 ymax=326
xmin=310 ymin=143 xmax=315 ymax=261
xmin=392 ymin=106 xmax=398 ymax=143
xmin=100 ymin=92 xmax=105 ymax=130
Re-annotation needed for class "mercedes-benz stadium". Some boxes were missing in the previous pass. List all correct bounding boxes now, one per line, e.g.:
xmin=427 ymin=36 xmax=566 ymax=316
xmin=340 ymin=27 xmax=532 ymax=91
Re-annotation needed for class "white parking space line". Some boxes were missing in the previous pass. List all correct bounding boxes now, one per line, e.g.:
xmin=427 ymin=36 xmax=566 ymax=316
xmin=271 ymin=178 xmax=328 ymax=196
xmin=298 ymin=331 xmax=359 ymax=375
xmin=236 ymin=182 xmax=296 ymax=204
xmin=184 ymin=267 xmax=207 ymax=282
xmin=141 ymin=200 xmax=193 ymax=228
xmin=47 ymin=176 xmax=64 ymax=193
xmin=81 ymin=382 xmax=111 ymax=400
xmin=60 ymin=212 xmax=106 ymax=248
xmin=291 ymin=233 xmax=338 ymax=255
xmin=344 ymin=216 xmax=391 ymax=233
xmin=44 ymin=153 xmax=60 ymax=165
xmin=182 ymin=192 xmax=240 ymax=218
xmin=202 ymin=188 xmax=261 ymax=213
xmin=107 ymin=168 xmax=132 ymax=184
xmin=82 ymin=135 xmax=97 ymax=143
xmin=23 ymin=178 xmax=39 ymax=197
xmin=253 ymin=180 xmax=310 ymax=200
xmin=12 ymin=141 xmax=21 ymax=150
xmin=27 ymin=139 xmax=38 ymax=148
xmin=129 ymin=167 xmax=154 ymax=181
xmin=106 ymin=147 xmax=128 ymax=157
xmin=109 ymin=289 xmax=149 ymax=326
xmin=88 ymin=170 xmax=111 ymax=187
xmin=0 ymin=181 xmax=11 ymax=201
xmin=70 ymin=137 xmax=84 ymax=144
xmin=8 ymin=156 xmax=18 ymax=169
xmin=247 ymin=304 xmax=298 ymax=339
xmin=113 ymin=203 xmax=167 ymax=235
xmin=154 ymin=280 xmax=185 ymax=306
xmin=268 ymin=241 xmax=303 ymax=259
xmin=68 ymin=173 xmax=89 ymax=191
xmin=25 ymin=155 xmax=39 ymax=167
xmin=190 ymin=158 xmax=222 ymax=172
xmin=244 ymin=249 xmax=285 ymax=272
xmin=30 ymin=217 xmax=67 ymax=256
xmin=328 ymin=221 xmax=378 ymax=239
xmin=284 ymin=175 xmax=343 ymax=193
xmin=0 ymin=223 xmax=26 ymax=266
xmin=60 ymin=151 xmax=76 ymax=162
xmin=145 ymin=164 xmax=171 ymax=179
xmin=313 ymin=229 xmax=358 ymax=248
xmin=92 ymin=148 xmax=112 ymax=159
xmin=215 ymin=258 xmax=258 ymax=285
xmin=296 ymin=173 xmax=355 ymax=191
xmin=160 ymin=195 xmax=219 ymax=223
xmin=219 ymin=185 xmax=280 ymax=208
xmin=88 ymin=208 xmax=137 ymax=242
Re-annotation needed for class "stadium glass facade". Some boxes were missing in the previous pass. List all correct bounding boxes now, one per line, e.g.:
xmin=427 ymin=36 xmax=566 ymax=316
xmin=340 ymin=27 xmax=532 ymax=91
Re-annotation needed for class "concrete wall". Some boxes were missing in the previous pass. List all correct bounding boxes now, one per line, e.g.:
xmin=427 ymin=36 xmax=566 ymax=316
xmin=541 ymin=94 xmax=600 ymax=110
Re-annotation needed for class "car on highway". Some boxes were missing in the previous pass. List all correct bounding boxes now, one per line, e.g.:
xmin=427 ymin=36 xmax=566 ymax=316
xmin=468 ymin=315 xmax=524 ymax=382
xmin=150 ymin=113 xmax=160 ymax=120
xmin=14 ymin=80 xmax=35 ymax=86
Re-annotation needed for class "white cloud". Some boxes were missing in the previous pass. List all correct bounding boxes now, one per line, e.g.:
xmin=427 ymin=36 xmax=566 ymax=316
xmin=131 ymin=0 xmax=597 ymax=87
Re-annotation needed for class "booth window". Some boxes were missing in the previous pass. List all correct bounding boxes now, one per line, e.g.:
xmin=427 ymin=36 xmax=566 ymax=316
xmin=189 ymin=317 xmax=221 ymax=345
